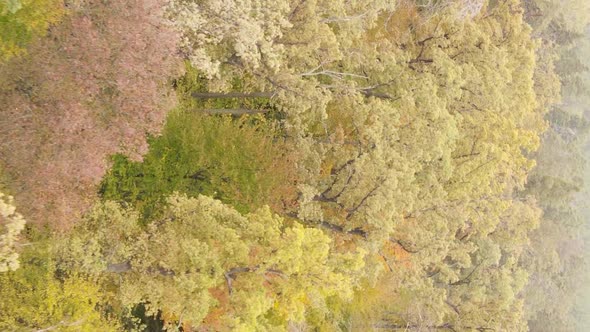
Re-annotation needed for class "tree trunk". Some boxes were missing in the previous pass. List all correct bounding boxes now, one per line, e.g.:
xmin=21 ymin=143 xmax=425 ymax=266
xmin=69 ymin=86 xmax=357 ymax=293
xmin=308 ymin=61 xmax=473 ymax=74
xmin=106 ymin=261 xmax=132 ymax=273
xmin=191 ymin=92 xmax=274 ymax=99
xmin=198 ymin=108 xmax=269 ymax=116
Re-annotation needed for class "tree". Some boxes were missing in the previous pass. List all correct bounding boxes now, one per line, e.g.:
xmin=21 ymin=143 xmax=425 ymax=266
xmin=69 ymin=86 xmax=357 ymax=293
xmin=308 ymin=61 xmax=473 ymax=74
xmin=0 ymin=192 xmax=25 ymax=272
xmin=519 ymin=4 xmax=590 ymax=323
xmin=100 ymin=111 xmax=299 ymax=219
xmin=523 ymin=0 xmax=590 ymax=40
xmin=0 ymin=238 xmax=118 ymax=331
xmin=168 ymin=2 xmax=547 ymax=329
xmin=0 ymin=0 xmax=182 ymax=229
xmin=59 ymin=194 xmax=366 ymax=330
xmin=520 ymin=109 xmax=590 ymax=331
xmin=317 ymin=1 xmax=545 ymax=329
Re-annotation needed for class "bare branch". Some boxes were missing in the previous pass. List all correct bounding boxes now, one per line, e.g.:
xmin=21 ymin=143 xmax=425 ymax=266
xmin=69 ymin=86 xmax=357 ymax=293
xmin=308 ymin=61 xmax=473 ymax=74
xmin=35 ymin=319 xmax=86 ymax=332
xmin=224 ymin=266 xmax=287 ymax=295
xmin=288 ymin=0 xmax=307 ymax=20
xmin=390 ymin=238 xmax=421 ymax=254
xmin=191 ymin=92 xmax=274 ymax=99
xmin=451 ymin=262 xmax=483 ymax=286
xmin=106 ymin=261 xmax=132 ymax=273
xmin=445 ymin=300 xmax=461 ymax=315
xmin=198 ymin=109 xmax=269 ymax=116
xmin=346 ymin=181 xmax=382 ymax=220
xmin=320 ymin=11 xmax=370 ymax=23
xmin=301 ymin=69 xmax=368 ymax=80
xmin=379 ymin=250 xmax=394 ymax=272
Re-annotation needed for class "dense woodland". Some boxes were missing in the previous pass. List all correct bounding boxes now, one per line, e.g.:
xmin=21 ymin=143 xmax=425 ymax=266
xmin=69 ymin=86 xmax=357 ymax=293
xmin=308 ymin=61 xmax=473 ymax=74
xmin=0 ymin=0 xmax=589 ymax=330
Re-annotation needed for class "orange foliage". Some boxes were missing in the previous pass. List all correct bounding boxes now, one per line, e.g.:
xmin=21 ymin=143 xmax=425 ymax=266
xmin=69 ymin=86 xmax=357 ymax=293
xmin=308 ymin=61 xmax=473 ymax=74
xmin=266 ymin=143 xmax=300 ymax=214
xmin=381 ymin=240 xmax=413 ymax=269
xmin=199 ymin=286 xmax=230 ymax=331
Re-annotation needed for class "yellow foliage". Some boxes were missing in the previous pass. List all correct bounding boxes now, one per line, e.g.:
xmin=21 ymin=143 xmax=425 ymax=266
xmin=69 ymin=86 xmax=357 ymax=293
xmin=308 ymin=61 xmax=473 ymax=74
xmin=0 ymin=0 xmax=64 ymax=61
xmin=0 ymin=241 xmax=117 ymax=331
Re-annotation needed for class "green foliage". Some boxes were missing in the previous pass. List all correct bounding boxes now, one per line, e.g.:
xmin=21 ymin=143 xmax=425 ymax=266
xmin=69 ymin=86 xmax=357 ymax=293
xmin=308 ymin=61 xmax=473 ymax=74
xmin=0 ymin=164 xmax=10 ymax=193
xmin=99 ymin=62 xmax=297 ymax=220
xmin=174 ymin=61 xmax=275 ymax=113
xmin=0 ymin=0 xmax=63 ymax=61
xmin=100 ymin=109 xmax=295 ymax=218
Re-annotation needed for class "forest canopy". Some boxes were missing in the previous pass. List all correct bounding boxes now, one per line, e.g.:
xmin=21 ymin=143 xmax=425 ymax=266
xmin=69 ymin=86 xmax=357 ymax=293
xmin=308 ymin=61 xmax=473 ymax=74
xmin=0 ymin=0 xmax=589 ymax=331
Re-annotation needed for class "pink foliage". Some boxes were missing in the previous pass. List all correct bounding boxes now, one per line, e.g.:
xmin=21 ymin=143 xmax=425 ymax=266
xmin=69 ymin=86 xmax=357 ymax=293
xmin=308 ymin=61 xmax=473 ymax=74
xmin=0 ymin=0 xmax=182 ymax=229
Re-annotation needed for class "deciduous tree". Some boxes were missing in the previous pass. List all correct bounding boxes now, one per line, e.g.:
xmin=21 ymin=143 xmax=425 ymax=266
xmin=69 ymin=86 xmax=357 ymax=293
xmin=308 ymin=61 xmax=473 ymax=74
xmin=0 ymin=192 xmax=25 ymax=272
xmin=59 ymin=194 xmax=366 ymax=330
